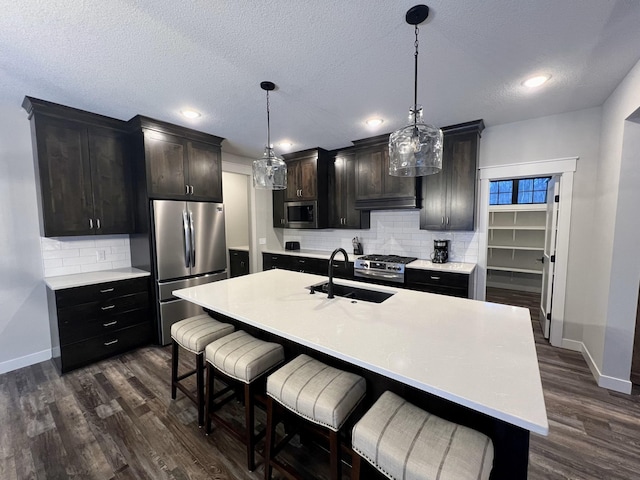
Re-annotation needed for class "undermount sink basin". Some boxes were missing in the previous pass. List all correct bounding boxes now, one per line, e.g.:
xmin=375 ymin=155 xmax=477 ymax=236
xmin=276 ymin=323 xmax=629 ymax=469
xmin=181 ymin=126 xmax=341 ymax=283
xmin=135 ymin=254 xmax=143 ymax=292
xmin=308 ymin=282 xmax=394 ymax=303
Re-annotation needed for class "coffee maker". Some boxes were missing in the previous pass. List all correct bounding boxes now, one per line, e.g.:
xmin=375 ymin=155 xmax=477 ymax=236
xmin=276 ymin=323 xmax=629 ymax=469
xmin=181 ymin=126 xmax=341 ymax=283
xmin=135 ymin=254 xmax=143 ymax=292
xmin=431 ymin=239 xmax=449 ymax=264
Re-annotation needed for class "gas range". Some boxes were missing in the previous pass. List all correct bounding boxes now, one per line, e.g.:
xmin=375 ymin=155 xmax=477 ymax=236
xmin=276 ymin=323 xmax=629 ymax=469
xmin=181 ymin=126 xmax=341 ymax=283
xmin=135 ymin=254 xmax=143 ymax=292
xmin=354 ymin=254 xmax=417 ymax=284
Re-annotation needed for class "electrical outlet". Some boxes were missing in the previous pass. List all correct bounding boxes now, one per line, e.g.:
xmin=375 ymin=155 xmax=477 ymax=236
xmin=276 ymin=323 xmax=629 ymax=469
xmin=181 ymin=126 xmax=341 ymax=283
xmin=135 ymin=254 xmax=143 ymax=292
xmin=259 ymin=238 xmax=267 ymax=245
xmin=97 ymin=250 xmax=106 ymax=261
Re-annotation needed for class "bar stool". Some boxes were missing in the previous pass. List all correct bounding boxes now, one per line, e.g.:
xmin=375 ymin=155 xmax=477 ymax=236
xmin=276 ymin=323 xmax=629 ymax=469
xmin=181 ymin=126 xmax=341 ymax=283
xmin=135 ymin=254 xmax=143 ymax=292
xmin=171 ymin=313 xmax=234 ymax=426
xmin=351 ymin=391 xmax=494 ymax=480
xmin=264 ymin=354 xmax=367 ymax=480
xmin=204 ymin=330 xmax=285 ymax=471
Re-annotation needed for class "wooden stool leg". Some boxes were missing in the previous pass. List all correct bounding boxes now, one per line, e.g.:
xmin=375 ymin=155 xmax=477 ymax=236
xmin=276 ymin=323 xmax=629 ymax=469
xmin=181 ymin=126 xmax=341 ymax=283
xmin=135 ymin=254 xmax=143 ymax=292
xmin=204 ymin=363 xmax=214 ymax=435
xmin=171 ymin=341 xmax=179 ymax=399
xmin=329 ymin=429 xmax=340 ymax=480
xmin=264 ymin=397 xmax=276 ymax=480
xmin=245 ymin=383 xmax=255 ymax=471
xmin=351 ymin=451 xmax=361 ymax=480
xmin=196 ymin=352 xmax=205 ymax=427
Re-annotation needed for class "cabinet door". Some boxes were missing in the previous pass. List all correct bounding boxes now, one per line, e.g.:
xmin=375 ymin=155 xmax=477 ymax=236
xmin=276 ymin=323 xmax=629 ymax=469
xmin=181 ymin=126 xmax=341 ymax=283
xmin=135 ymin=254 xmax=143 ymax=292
xmin=33 ymin=116 xmax=94 ymax=236
xmin=285 ymin=160 xmax=301 ymax=201
xmin=145 ymin=132 xmax=188 ymax=198
xmin=298 ymin=157 xmax=317 ymax=200
xmin=229 ymin=250 xmax=249 ymax=277
xmin=336 ymin=154 xmax=368 ymax=229
xmin=420 ymin=145 xmax=448 ymax=230
xmin=187 ymin=141 xmax=222 ymax=201
xmin=272 ymin=189 xmax=286 ymax=227
xmin=446 ymin=133 xmax=478 ymax=230
xmin=355 ymin=148 xmax=384 ymax=200
xmin=88 ymin=127 xmax=133 ymax=234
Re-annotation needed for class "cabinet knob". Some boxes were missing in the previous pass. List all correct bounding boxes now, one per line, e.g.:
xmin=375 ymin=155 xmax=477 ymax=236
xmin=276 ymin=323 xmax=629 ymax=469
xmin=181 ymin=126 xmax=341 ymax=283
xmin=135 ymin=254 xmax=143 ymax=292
xmin=96 ymin=218 xmax=101 ymax=229
xmin=186 ymin=185 xmax=190 ymax=194
xmin=89 ymin=218 xmax=94 ymax=229
xmin=441 ymin=216 xmax=444 ymax=225
xmin=99 ymin=288 xmax=114 ymax=293
xmin=103 ymin=320 xmax=118 ymax=327
xmin=104 ymin=339 xmax=119 ymax=346
xmin=190 ymin=185 xmax=194 ymax=195
xmin=101 ymin=304 xmax=116 ymax=311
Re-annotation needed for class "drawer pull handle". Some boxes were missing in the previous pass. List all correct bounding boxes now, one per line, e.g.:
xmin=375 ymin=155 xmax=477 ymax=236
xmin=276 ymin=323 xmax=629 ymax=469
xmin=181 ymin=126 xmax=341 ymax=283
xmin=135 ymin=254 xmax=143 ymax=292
xmin=104 ymin=340 xmax=119 ymax=346
xmin=101 ymin=305 xmax=116 ymax=310
xmin=100 ymin=288 xmax=114 ymax=293
xmin=430 ymin=276 xmax=441 ymax=280
xmin=103 ymin=321 xmax=118 ymax=327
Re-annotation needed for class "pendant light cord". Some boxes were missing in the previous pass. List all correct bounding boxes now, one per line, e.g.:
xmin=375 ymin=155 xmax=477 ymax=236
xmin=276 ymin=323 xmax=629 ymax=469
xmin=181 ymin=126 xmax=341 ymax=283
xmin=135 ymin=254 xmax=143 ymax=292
xmin=413 ymin=24 xmax=419 ymax=129
xmin=266 ymin=90 xmax=272 ymax=150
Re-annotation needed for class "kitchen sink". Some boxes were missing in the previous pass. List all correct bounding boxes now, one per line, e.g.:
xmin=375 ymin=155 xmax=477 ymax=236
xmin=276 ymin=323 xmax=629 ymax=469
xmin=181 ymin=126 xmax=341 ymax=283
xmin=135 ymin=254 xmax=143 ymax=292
xmin=307 ymin=282 xmax=395 ymax=303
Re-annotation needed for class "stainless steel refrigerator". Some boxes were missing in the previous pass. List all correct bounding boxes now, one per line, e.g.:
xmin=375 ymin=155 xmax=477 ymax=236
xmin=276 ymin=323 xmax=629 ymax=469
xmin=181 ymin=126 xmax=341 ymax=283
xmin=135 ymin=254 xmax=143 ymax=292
xmin=152 ymin=200 xmax=227 ymax=344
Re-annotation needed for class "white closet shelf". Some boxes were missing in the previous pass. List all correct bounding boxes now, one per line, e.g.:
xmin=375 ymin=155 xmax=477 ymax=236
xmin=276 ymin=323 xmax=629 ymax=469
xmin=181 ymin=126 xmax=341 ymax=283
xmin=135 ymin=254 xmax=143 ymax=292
xmin=487 ymin=266 xmax=543 ymax=275
xmin=488 ymin=226 xmax=546 ymax=231
xmin=488 ymin=245 xmax=544 ymax=251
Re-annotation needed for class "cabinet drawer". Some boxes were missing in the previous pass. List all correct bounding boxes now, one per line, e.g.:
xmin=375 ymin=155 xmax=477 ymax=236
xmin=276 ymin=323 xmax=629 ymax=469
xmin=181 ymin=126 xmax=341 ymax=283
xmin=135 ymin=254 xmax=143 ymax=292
xmin=58 ymin=291 xmax=149 ymax=325
xmin=59 ymin=307 xmax=149 ymax=346
xmin=59 ymin=322 xmax=151 ymax=373
xmin=405 ymin=269 xmax=469 ymax=298
xmin=55 ymin=277 xmax=149 ymax=308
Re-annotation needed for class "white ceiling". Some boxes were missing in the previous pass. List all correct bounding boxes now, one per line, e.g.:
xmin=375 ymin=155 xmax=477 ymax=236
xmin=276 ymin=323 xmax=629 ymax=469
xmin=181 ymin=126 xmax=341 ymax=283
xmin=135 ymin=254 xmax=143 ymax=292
xmin=2 ymin=0 xmax=640 ymax=158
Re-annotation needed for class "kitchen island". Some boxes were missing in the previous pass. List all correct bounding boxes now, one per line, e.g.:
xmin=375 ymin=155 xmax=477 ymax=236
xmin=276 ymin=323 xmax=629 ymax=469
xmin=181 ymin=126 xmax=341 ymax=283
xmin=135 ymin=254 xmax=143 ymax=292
xmin=174 ymin=269 xmax=547 ymax=478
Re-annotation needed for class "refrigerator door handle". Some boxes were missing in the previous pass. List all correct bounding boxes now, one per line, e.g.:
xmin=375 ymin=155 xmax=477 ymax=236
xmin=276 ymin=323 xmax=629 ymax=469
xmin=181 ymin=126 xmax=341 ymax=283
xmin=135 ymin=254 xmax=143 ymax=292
xmin=182 ymin=210 xmax=191 ymax=268
xmin=189 ymin=209 xmax=196 ymax=267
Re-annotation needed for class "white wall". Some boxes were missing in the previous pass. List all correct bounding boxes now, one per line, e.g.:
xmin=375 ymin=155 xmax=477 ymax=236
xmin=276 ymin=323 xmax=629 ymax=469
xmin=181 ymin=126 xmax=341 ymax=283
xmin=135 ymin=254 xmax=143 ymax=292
xmin=222 ymin=171 xmax=250 ymax=248
xmin=479 ymin=107 xmax=602 ymax=344
xmin=0 ymin=103 xmax=51 ymax=374
xmin=597 ymin=58 xmax=640 ymax=383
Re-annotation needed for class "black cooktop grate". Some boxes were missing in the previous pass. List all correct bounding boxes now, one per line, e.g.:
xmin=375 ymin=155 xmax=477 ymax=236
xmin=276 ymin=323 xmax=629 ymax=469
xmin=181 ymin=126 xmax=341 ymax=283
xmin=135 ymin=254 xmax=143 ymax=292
xmin=359 ymin=254 xmax=417 ymax=264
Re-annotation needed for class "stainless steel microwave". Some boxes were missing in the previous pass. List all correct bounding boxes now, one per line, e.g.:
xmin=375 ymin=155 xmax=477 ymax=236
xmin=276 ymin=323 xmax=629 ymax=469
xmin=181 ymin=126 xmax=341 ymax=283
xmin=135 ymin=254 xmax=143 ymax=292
xmin=285 ymin=201 xmax=318 ymax=228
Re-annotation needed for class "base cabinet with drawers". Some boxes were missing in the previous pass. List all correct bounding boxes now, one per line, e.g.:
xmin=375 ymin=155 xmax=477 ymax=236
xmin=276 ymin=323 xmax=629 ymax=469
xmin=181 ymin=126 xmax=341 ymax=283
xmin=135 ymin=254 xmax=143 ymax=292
xmin=47 ymin=277 xmax=151 ymax=374
xmin=404 ymin=268 xmax=470 ymax=298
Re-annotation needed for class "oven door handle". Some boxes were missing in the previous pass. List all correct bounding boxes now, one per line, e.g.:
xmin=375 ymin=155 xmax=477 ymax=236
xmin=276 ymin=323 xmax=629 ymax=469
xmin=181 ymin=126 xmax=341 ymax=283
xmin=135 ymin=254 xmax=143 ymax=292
xmin=355 ymin=270 xmax=403 ymax=280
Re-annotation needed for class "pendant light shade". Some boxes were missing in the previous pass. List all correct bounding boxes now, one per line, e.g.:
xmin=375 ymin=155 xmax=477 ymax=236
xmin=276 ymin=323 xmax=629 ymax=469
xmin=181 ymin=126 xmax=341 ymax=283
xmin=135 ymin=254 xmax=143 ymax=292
xmin=253 ymin=81 xmax=287 ymax=190
xmin=389 ymin=5 xmax=443 ymax=177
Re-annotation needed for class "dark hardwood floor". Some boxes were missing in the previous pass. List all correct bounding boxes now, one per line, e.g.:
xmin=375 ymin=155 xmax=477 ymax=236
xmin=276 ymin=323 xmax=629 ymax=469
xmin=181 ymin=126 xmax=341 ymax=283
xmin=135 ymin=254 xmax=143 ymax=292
xmin=1 ymin=289 xmax=639 ymax=479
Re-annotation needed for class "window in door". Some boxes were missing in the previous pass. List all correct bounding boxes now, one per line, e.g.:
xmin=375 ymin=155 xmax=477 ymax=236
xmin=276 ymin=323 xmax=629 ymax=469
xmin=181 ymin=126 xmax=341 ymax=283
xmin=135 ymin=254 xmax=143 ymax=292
xmin=489 ymin=177 xmax=550 ymax=205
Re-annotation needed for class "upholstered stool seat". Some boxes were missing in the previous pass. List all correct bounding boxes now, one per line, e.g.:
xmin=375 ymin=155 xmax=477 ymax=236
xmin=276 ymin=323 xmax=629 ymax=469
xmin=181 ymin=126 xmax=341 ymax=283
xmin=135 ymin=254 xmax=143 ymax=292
xmin=204 ymin=330 xmax=284 ymax=471
xmin=264 ymin=354 xmax=367 ymax=480
xmin=351 ymin=391 xmax=494 ymax=480
xmin=170 ymin=314 xmax=234 ymax=427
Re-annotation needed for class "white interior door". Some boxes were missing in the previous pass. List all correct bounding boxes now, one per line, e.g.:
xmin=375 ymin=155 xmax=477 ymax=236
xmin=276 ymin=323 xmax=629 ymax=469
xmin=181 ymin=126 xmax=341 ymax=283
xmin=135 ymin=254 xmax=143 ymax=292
xmin=539 ymin=177 xmax=560 ymax=338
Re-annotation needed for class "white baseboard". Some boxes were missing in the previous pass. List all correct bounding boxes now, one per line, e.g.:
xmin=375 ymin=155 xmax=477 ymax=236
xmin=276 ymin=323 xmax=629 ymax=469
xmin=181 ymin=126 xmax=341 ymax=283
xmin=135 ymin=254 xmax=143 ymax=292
xmin=0 ymin=349 xmax=51 ymax=375
xmin=581 ymin=343 xmax=632 ymax=394
xmin=561 ymin=338 xmax=583 ymax=352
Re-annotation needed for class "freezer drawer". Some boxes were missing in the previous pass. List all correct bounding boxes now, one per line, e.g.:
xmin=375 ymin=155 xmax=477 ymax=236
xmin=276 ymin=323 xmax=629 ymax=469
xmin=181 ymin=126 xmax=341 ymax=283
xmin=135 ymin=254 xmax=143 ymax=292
xmin=157 ymin=271 xmax=227 ymax=302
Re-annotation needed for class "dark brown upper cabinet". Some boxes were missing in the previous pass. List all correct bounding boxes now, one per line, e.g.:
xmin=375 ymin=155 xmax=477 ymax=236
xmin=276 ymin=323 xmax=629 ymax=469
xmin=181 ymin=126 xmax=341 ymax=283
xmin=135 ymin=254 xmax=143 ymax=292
xmin=272 ymin=148 xmax=330 ymax=229
xmin=329 ymin=151 xmax=370 ymax=229
xmin=128 ymin=116 xmax=223 ymax=202
xmin=283 ymin=149 xmax=328 ymax=202
xmin=353 ymin=134 xmax=419 ymax=210
xmin=420 ymin=120 xmax=484 ymax=231
xmin=22 ymin=97 xmax=134 ymax=237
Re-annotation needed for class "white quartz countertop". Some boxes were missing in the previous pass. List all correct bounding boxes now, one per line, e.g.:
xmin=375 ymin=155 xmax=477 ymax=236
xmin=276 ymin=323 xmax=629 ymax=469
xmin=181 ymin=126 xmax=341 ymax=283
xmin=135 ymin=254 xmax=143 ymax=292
xmin=44 ymin=267 xmax=150 ymax=290
xmin=174 ymin=269 xmax=548 ymax=435
xmin=229 ymin=245 xmax=249 ymax=251
xmin=262 ymin=248 xmax=475 ymax=274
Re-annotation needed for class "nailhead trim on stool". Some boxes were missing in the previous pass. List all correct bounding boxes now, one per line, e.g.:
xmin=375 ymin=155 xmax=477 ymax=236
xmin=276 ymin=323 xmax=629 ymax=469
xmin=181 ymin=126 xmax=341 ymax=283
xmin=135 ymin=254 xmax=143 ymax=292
xmin=204 ymin=330 xmax=284 ymax=471
xmin=264 ymin=354 xmax=366 ymax=480
xmin=352 ymin=391 xmax=494 ymax=480
xmin=170 ymin=314 xmax=234 ymax=427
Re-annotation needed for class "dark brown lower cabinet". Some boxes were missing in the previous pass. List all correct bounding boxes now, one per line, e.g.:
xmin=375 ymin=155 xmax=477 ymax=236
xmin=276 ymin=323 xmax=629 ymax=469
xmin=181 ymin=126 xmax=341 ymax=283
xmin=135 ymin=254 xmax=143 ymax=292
xmin=404 ymin=268 xmax=470 ymax=298
xmin=47 ymin=277 xmax=151 ymax=374
xmin=229 ymin=249 xmax=250 ymax=277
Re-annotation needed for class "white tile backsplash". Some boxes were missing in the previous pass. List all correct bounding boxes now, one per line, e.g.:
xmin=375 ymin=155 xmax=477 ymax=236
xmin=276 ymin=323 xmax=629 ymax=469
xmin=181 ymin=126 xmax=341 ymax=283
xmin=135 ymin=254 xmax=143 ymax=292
xmin=282 ymin=210 xmax=479 ymax=263
xmin=40 ymin=235 xmax=131 ymax=277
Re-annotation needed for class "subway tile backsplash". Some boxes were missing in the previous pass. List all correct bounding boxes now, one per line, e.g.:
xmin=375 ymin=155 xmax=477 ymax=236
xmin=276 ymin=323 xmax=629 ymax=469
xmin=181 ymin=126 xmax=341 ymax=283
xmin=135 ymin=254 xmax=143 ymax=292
xmin=282 ymin=210 xmax=479 ymax=264
xmin=40 ymin=235 xmax=132 ymax=277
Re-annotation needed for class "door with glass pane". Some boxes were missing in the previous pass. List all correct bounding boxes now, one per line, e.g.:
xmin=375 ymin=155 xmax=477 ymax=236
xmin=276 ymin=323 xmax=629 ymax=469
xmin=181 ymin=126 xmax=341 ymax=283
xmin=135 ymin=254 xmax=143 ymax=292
xmin=539 ymin=177 xmax=560 ymax=338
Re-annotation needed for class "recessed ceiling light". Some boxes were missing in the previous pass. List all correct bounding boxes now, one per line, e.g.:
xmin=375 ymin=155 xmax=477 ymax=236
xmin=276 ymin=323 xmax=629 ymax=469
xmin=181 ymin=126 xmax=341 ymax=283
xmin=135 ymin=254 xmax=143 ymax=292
xmin=181 ymin=109 xmax=201 ymax=119
xmin=366 ymin=117 xmax=384 ymax=127
xmin=522 ymin=75 xmax=551 ymax=88
xmin=278 ymin=141 xmax=294 ymax=148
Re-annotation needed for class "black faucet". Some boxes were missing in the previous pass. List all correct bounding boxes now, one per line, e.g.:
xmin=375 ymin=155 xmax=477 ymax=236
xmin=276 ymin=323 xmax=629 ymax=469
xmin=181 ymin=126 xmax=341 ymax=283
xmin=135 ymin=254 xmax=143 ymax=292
xmin=327 ymin=248 xmax=349 ymax=299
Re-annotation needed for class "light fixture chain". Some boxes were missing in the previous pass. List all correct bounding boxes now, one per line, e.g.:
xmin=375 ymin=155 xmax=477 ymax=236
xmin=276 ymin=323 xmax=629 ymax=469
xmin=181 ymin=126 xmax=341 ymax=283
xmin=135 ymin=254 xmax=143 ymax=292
xmin=414 ymin=24 xmax=419 ymax=127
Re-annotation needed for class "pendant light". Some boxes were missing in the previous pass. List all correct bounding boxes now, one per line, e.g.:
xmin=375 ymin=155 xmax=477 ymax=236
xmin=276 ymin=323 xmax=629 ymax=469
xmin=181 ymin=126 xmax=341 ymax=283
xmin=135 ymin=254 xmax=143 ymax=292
xmin=253 ymin=81 xmax=287 ymax=189
xmin=389 ymin=5 xmax=443 ymax=177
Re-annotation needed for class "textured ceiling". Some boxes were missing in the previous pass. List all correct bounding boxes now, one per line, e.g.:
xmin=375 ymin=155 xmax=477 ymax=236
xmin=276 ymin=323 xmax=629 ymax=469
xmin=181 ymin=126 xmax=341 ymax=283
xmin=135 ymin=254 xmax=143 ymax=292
xmin=2 ymin=0 xmax=640 ymax=158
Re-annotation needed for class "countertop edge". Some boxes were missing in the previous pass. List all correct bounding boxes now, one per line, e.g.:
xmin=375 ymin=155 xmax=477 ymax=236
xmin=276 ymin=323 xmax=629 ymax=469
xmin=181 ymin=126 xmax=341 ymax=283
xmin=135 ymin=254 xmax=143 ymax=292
xmin=45 ymin=267 xmax=151 ymax=290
